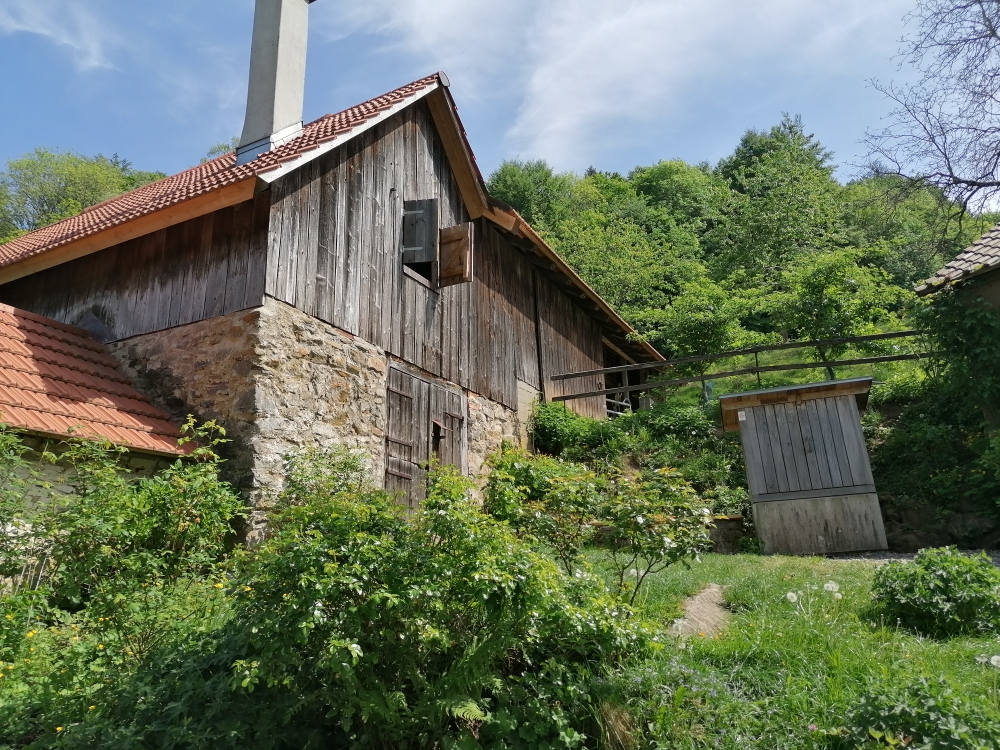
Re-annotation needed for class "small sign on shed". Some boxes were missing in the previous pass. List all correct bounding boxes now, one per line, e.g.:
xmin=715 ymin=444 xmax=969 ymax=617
xmin=719 ymin=377 xmax=888 ymax=556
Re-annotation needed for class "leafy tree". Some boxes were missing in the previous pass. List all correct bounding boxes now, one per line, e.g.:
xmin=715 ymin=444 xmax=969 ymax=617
xmin=0 ymin=149 xmax=165 ymax=241
xmin=843 ymin=175 xmax=998 ymax=287
xmin=768 ymin=249 xmax=910 ymax=377
xmin=706 ymin=119 xmax=844 ymax=279
xmin=629 ymin=159 xmax=727 ymax=233
xmin=716 ymin=114 xmax=834 ymax=188
xmin=201 ymin=137 xmax=240 ymax=164
xmin=486 ymin=158 xmax=575 ymax=232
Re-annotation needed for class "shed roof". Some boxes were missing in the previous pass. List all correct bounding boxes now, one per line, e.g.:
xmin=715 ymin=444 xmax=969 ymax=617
xmin=0 ymin=303 xmax=187 ymax=455
xmin=917 ymin=222 xmax=1000 ymax=295
xmin=0 ymin=73 xmax=661 ymax=364
xmin=718 ymin=377 xmax=873 ymax=432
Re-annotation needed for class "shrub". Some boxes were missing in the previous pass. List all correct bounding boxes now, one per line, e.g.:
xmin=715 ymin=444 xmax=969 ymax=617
xmin=485 ymin=448 xmax=711 ymax=602
xmin=872 ymin=547 xmax=1000 ymax=636
xmin=75 ymin=449 xmax=649 ymax=749
xmin=829 ymin=677 xmax=1000 ymax=749
xmin=485 ymin=448 xmax=604 ymax=573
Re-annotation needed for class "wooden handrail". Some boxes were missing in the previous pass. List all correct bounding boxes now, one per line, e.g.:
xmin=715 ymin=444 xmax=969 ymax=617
xmin=552 ymin=352 xmax=931 ymax=402
xmin=551 ymin=330 xmax=924 ymax=381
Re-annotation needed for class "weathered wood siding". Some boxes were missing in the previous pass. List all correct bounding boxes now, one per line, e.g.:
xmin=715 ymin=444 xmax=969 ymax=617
xmin=738 ymin=395 xmax=875 ymax=502
xmin=733 ymin=393 xmax=888 ymax=554
xmin=536 ymin=274 xmax=606 ymax=419
xmin=264 ymin=101 xmax=604 ymax=415
xmin=385 ymin=365 xmax=466 ymax=508
xmin=0 ymin=195 xmax=271 ymax=342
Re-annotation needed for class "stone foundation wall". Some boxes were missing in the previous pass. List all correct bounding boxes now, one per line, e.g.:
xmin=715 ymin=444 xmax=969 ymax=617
xmin=252 ymin=299 xmax=388 ymax=500
xmin=467 ymin=391 xmax=520 ymax=483
xmin=108 ymin=307 xmax=260 ymax=496
xmin=108 ymin=298 xmax=388 ymax=535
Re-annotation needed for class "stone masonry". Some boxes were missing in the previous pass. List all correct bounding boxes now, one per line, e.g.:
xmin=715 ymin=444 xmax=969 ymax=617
xmin=109 ymin=298 xmax=388 ymax=534
xmin=467 ymin=391 xmax=520 ymax=483
xmin=107 ymin=295 xmax=524 ymax=531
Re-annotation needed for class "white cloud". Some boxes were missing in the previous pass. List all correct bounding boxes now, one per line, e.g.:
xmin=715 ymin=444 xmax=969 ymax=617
xmin=310 ymin=0 xmax=912 ymax=168
xmin=0 ymin=0 xmax=117 ymax=70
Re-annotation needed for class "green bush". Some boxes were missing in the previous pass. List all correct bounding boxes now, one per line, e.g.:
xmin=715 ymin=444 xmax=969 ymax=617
xmin=0 ymin=422 xmax=243 ymax=748
xmin=829 ymin=677 xmax=1000 ymax=749
xmin=872 ymin=547 xmax=1000 ymax=636
xmin=485 ymin=447 xmax=711 ymax=603
xmin=70 ymin=449 xmax=649 ymax=749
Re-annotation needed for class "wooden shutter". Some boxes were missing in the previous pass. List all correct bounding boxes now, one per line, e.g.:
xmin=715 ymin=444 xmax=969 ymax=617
xmin=438 ymin=222 xmax=474 ymax=287
xmin=401 ymin=199 xmax=439 ymax=265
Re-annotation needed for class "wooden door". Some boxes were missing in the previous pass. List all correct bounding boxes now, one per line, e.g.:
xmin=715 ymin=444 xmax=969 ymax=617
xmin=737 ymin=394 xmax=875 ymax=503
xmin=385 ymin=366 xmax=466 ymax=508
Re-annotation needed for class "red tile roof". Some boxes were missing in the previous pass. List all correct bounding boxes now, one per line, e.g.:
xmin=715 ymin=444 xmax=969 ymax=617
xmin=0 ymin=303 xmax=187 ymax=455
xmin=917 ymin=222 xmax=1000 ymax=294
xmin=0 ymin=73 xmax=443 ymax=271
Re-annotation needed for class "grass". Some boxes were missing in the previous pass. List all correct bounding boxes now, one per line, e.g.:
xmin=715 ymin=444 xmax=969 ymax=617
xmin=590 ymin=553 xmax=1000 ymax=748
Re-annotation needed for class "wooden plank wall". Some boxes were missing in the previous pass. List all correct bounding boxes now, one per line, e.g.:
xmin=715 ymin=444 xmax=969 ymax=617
xmin=265 ymin=100 xmax=603 ymax=416
xmin=536 ymin=273 xmax=606 ymax=419
xmin=738 ymin=395 xmax=875 ymax=502
xmin=0 ymin=194 xmax=271 ymax=342
xmin=384 ymin=365 xmax=465 ymax=509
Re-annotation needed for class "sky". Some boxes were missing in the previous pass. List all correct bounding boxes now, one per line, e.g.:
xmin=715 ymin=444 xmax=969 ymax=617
xmin=0 ymin=0 xmax=919 ymax=181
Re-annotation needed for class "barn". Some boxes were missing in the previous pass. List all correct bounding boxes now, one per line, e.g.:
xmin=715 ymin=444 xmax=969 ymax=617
xmin=0 ymin=0 xmax=662 ymax=532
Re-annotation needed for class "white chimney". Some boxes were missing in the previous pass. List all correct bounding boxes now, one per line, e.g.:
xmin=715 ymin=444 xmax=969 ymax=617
xmin=236 ymin=0 xmax=317 ymax=165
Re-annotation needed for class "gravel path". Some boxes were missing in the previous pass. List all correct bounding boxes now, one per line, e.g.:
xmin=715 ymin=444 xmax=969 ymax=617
xmin=828 ymin=550 xmax=1000 ymax=566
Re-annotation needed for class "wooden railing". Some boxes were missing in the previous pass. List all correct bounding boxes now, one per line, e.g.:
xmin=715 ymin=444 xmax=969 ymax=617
xmin=553 ymin=330 xmax=929 ymax=404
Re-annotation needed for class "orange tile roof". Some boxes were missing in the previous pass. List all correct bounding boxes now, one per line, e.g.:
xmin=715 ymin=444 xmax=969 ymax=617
xmin=0 ymin=303 xmax=187 ymax=455
xmin=0 ymin=73 xmax=443 ymax=270
xmin=917 ymin=222 xmax=1000 ymax=294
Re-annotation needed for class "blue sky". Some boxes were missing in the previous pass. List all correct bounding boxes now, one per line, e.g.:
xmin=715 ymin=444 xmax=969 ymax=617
xmin=0 ymin=0 xmax=917 ymax=181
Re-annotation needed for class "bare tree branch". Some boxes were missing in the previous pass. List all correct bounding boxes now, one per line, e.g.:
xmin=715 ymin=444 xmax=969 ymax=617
xmin=866 ymin=1 xmax=1000 ymax=212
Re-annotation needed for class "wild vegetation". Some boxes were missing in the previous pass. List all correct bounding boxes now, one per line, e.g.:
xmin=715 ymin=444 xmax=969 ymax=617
xmin=2 ymin=429 xmax=999 ymax=748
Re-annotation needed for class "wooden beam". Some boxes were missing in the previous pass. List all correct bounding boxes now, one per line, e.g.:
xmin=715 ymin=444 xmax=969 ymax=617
xmin=551 ymin=330 xmax=924 ymax=381
xmin=425 ymin=88 xmax=490 ymax=220
xmin=552 ymin=353 xmax=931 ymax=402
xmin=0 ymin=178 xmax=260 ymax=285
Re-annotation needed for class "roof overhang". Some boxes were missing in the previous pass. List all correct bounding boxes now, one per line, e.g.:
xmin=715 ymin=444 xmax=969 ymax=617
xmin=0 ymin=177 xmax=259 ymax=286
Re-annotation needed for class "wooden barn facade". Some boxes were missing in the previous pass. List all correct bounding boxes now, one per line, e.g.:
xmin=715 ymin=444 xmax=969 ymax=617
xmin=0 ymin=72 xmax=660 ymax=521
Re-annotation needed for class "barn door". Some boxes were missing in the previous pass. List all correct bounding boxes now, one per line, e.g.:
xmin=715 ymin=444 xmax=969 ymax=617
xmin=385 ymin=366 xmax=466 ymax=508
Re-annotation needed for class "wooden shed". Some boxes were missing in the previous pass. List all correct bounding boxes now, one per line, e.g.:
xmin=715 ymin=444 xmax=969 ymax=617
xmin=719 ymin=377 xmax=888 ymax=555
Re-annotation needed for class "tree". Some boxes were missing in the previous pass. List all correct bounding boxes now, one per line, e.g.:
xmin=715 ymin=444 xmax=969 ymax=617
xmin=629 ymin=159 xmax=728 ymax=233
xmin=0 ymin=149 xmax=165 ymax=241
xmin=705 ymin=116 xmax=844 ymax=280
xmin=485 ymin=158 xmax=575 ymax=232
xmin=768 ymin=249 xmax=910 ymax=378
xmin=866 ymin=0 xmax=1000 ymax=211
xmin=201 ymin=137 xmax=240 ymax=164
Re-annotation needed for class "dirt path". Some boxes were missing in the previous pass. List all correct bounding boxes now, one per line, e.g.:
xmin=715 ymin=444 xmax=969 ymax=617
xmin=670 ymin=583 xmax=730 ymax=638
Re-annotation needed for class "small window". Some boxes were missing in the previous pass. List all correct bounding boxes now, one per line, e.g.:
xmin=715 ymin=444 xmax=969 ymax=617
xmin=402 ymin=199 xmax=438 ymax=285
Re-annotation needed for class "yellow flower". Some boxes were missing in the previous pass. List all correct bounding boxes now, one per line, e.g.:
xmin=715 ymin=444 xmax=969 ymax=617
xmin=214 ymin=583 xmax=224 ymax=589
xmin=4 ymin=615 xmax=12 ymax=620
xmin=97 ymin=644 xmax=104 ymax=650
xmin=88 ymin=706 xmax=95 ymax=711
xmin=26 ymin=631 xmax=35 ymax=638
xmin=56 ymin=727 xmax=63 ymax=732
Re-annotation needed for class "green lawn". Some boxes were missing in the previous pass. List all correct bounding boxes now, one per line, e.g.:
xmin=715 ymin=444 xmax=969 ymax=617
xmin=590 ymin=553 xmax=1000 ymax=748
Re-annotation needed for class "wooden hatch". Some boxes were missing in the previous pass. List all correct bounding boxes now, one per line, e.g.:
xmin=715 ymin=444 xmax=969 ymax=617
xmin=719 ymin=377 xmax=888 ymax=555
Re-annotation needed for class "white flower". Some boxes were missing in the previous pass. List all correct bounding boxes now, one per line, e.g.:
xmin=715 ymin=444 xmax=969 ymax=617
xmin=990 ymin=655 xmax=1000 ymax=669
xmin=824 ymin=581 xmax=840 ymax=593
xmin=833 ymin=592 xmax=843 ymax=600
xmin=636 ymin=516 xmax=645 ymax=524
xmin=786 ymin=592 xmax=798 ymax=603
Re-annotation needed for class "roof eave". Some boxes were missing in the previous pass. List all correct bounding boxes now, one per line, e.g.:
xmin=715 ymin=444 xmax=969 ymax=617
xmin=0 ymin=177 xmax=259 ymax=286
